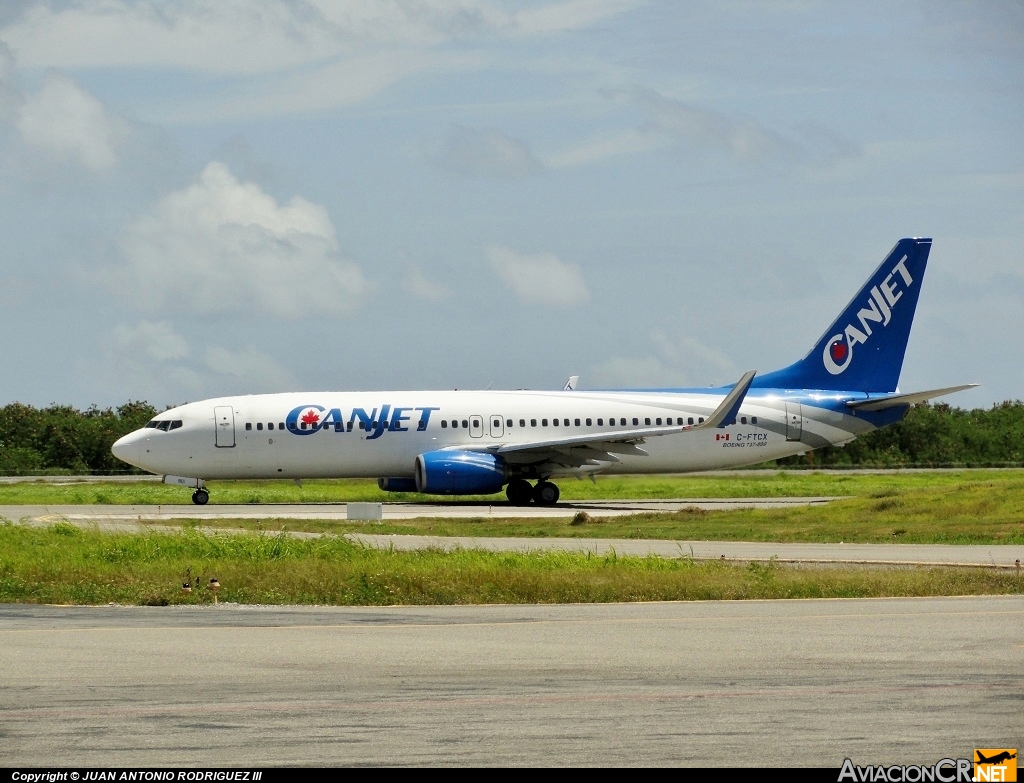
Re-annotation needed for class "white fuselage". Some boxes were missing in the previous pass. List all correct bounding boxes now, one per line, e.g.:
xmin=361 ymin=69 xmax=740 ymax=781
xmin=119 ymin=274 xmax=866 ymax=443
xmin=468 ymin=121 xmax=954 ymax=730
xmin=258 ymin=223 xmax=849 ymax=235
xmin=112 ymin=388 xmax=865 ymax=481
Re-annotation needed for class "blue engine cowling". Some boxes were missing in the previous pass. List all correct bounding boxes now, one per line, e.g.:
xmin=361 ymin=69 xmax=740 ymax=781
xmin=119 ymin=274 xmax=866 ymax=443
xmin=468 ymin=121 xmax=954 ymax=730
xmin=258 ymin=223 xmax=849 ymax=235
xmin=377 ymin=477 xmax=418 ymax=492
xmin=415 ymin=450 xmax=506 ymax=495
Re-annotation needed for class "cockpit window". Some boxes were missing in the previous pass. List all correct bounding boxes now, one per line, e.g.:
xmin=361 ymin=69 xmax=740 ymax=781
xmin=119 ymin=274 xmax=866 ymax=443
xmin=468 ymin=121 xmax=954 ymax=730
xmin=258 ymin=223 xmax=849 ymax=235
xmin=145 ymin=419 xmax=182 ymax=431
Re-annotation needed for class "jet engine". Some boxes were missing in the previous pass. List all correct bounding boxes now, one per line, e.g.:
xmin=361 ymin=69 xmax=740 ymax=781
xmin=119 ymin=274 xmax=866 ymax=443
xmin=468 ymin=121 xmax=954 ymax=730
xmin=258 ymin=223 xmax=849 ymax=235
xmin=377 ymin=477 xmax=418 ymax=492
xmin=414 ymin=450 xmax=506 ymax=495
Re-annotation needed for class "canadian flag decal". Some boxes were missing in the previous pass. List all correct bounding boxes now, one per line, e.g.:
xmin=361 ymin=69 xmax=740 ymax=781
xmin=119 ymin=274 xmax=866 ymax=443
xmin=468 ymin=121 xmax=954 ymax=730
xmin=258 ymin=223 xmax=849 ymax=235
xmin=716 ymin=433 xmax=730 ymax=441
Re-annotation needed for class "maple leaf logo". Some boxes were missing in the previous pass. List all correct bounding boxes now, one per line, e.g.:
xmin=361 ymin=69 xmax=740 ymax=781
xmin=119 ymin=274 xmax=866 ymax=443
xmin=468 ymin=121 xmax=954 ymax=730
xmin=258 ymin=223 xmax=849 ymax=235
xmin=301 ymin=409 xmax=321 ymax=425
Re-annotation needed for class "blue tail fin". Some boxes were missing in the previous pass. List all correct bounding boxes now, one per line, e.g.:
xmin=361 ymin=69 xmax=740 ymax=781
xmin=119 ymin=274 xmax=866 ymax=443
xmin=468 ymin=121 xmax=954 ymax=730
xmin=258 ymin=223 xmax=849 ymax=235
xmin=753 ymin=238 xmax=931 ymax=393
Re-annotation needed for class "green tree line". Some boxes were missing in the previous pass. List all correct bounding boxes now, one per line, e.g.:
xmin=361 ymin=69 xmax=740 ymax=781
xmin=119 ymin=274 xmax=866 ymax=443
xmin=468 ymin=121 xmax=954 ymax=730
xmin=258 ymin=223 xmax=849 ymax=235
xmin=0 ymin=401 xmax=156 ymax=475
xmin=0 ymin=400 xmax=1022 ymax=476
xmin=778 ymin=401 xmax=1024 ymax=467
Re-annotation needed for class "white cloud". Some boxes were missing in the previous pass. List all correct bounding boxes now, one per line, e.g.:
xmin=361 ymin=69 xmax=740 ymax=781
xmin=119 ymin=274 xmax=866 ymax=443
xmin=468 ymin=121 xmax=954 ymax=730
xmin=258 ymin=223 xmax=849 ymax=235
xmin=545 ymin=128 xmax=665 ymax=168
xmin=101 ymin=321 xmax=298 ymax=400
xmin=439 ymin=124 xmax=542 ymax=177
xmin=16 ymin=73 xmax=129 ymax=171
xmin=2 ymin=1 xmax=341 ymax=75
xmin=116 ymin=162 xmax=368 ymax=317
xmin=625 ymin=86 xmax=798 ymax=164
xmin=591 ymin=330 xmax=739 ymax=388
xmin=404 ymin=267 xmax=452 ymax=300
xmin=0 ymin=0 xmax=642 ymax=74
xmin=100 ymin=320 xmax=204 ymax=401
xmin=487 ymin=245 xmax=590 ymax=305
xmin=514 ymin=0 xmax=643 ymax=35
xmin=204 ymin=345 xmax=297 ymax=392
xmin=114 ymin=320 xmax=189 ymax=363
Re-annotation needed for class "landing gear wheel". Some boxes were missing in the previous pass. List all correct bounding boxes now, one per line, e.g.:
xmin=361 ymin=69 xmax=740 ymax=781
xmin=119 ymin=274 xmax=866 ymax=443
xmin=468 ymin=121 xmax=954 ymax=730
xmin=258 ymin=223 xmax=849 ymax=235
xmin=533 ymin=481 xmax=559 ymax=506
xmin=506 ymin=479 xmax=533 ymax=506
xmin=192 ymin=489 xmax=209 ymax=506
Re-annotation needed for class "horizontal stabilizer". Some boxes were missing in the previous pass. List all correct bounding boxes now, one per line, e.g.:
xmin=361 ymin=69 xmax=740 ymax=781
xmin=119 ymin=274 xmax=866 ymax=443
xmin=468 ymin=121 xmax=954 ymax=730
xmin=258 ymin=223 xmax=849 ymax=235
xmin=845 ymin=384 xmax=978 ymax=411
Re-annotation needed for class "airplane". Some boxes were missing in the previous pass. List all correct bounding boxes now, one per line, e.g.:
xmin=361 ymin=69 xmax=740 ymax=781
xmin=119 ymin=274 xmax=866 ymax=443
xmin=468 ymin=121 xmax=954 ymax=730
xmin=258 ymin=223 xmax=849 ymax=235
xmin=111 ymin=237 xmax=975 ymax=506
xmin=976 ymin=751 xmax=1016 ymax=765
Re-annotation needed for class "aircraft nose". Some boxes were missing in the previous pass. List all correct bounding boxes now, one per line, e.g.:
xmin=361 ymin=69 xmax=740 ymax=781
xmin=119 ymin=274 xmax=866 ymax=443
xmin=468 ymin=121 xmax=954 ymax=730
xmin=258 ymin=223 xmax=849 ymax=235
xmin=111 ymin=431 xmax=140 ymax=466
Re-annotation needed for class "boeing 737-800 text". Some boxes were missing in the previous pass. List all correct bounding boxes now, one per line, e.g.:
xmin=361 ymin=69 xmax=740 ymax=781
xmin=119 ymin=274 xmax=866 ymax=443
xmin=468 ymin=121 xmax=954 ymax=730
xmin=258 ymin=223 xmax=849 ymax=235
xmin=112 ymin=238 xmax=974 ymax=506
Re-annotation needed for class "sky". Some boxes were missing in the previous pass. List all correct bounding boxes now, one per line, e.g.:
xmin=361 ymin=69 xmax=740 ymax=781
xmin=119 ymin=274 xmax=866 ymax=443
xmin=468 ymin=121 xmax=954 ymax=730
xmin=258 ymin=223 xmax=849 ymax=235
xmin=0 ymin=0 xmax=1021 ymax=411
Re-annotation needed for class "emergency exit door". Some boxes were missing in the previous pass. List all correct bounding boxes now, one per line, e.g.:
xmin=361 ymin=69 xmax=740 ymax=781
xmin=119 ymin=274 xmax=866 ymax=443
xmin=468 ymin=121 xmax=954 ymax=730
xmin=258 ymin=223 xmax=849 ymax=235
xmin=489 ymin=415 xmax=504 ymax=438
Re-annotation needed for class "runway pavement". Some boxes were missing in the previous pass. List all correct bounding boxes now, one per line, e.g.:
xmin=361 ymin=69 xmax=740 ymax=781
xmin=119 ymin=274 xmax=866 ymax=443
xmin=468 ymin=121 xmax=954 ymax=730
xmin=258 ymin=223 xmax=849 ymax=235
xmin=0 ymin=497 xmax=837 ymax=523
xmin=349 ymin=534 xmax=1024 ymax=568
xmin=2 ymin=597 xmax=1021 ymax=766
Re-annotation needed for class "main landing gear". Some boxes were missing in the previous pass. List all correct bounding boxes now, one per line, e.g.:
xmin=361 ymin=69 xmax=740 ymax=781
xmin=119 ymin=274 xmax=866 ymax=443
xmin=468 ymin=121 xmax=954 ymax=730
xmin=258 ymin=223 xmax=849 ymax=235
xmin=505 ymin=479 xmax=560 ymax=507
xmin=191 ymin=489 xmax=209 ymax=505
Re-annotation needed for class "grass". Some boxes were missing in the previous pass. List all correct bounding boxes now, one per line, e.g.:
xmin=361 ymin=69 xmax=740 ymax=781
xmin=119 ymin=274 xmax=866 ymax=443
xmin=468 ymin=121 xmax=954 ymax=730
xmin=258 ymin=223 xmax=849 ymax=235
xmin=111 ymin=473 xmax=1024 ymax=545
xmin=2 ymin=523 xmax=1021 ymax=606
xmin=2 ymin=469 xmax=1022 ymax=505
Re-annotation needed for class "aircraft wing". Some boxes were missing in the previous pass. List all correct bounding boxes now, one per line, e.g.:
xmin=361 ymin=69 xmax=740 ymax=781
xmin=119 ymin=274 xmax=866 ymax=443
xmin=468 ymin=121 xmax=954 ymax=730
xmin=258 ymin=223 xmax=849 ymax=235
xmin=453 ymin=370 xmax=756 ymax=468
xmin=844 ymin=384 xmax=978 ymax=412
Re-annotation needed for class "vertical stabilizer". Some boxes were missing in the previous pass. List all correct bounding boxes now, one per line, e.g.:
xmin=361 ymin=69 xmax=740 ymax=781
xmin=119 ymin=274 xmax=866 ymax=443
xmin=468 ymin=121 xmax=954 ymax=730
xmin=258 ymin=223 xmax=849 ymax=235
xmin=754 ymin=238 xmax=931 ymax=392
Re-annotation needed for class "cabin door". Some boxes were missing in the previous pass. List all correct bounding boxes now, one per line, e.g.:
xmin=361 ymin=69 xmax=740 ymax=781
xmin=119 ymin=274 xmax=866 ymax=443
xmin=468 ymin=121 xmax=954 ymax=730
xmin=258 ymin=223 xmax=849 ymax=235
xmin=214 ymin=406 xmax=236 ymax=448
xmin=785 ymin=402 xmax=803 ymax=442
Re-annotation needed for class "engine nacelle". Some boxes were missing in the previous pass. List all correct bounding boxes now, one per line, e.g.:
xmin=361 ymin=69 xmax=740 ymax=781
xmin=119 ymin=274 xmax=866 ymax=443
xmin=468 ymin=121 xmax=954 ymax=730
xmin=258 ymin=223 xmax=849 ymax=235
xmin=414 ymin=450 xmax=506 ymax=495
xmin=377 ymin=477 xmax=418 ymax=493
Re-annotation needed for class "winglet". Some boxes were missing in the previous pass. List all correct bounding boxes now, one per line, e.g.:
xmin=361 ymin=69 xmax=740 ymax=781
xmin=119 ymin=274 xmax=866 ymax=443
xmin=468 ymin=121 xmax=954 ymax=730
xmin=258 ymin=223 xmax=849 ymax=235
xmin=563 ymin=375 xmax=579 ymax=391
xmin=697 ymin=370 xmax=757 ymax=429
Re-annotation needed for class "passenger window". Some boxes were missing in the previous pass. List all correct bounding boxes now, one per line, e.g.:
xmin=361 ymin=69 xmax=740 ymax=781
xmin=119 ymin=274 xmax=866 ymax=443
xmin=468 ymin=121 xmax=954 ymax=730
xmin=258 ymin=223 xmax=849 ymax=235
xmin=645 ymin=418 xmax=651 ymax=426
xmin=632 ymin=418 xmax=638 ymax=426
xmin=553 ymin=418 xmax=559 ymax=426
xmin=531 ymin=419 xmax=537 ymax=427
xmin=520 ymin=419 xmax=526 ymax=427
xmin=461 ymin=420 xmax=468 ymax=428
xmin=267 ymin=422 xmax=274 ymax=430
xmin=574 ymin=418 xmax=580 ymax=426
xmin=741 ymin=416 xmax=747 ymax=424
xmin=257 ymin=423 xmax=263 ymax=431
xmin=688 ymin=417 xmax=694 ymax=425
xmin=597 ymin=418 xmax=603 ymax=425
xmin=752 ymin=416 xmax=758 ymax=424
xmin=506 ymin=419 xmax=513 ymax=427
xmin=656 ymin=418 xmax=662 ymax=425
xmin=620 ymin=418 xmax=627 ymax=426
xmin=441 ymin=420 xmax=447 ymax=428
xmin=542 ymin=419 xmax=548 ymax=427
xmin=699 ymin=417 xmax=705 ymax=423
xmin=563 ymin=419 xmax=569 ymax=426
xmin=346 ymin=422 xmax=353 ymax=432
xmin=245 ymin=422 xmax=252 ymax=431
xmin=300 ymin=422 xmax=307 ymax=430
xmin=586 ymin=418 xmax=592 ymax=426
